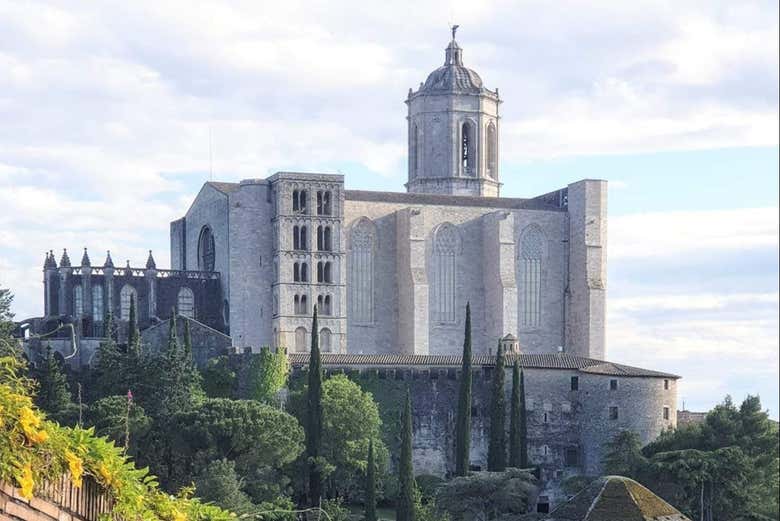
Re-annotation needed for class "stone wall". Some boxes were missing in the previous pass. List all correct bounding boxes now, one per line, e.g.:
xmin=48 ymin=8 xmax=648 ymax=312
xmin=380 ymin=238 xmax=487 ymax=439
xmin=0 ymin=478 xmax=111 ymax=521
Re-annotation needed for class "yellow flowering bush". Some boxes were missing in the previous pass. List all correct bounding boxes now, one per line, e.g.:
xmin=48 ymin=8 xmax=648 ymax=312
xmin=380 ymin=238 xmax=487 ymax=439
xmin=0 ymin=355 xmax=235 ymax=520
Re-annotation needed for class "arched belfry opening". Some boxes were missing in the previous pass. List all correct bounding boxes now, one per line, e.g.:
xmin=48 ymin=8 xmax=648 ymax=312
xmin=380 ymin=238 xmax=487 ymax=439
xmin=405 ymin=27 xmax=502 ymax=196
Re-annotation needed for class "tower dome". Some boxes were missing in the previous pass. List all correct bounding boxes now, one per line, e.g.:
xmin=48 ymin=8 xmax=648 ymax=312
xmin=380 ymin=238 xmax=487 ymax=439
xmin=406 ymin=28 xmax=501 ymax=197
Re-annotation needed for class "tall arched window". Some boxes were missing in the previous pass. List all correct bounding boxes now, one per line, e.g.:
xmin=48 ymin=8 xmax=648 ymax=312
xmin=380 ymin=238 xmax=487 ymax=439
xmin=177 ymin=287 xmax=195 ymax=318
xmin=293 ymin=225 xmax=308 ymax=250
xmin=294 ymin=327 xmax=307 ymax=352
xmin=350 ymin=218 xmax=375 ymax=325
xmin=486 ymin=122 xmax=497 ymax=179
xmin=317 ymin=295 xmax=332 ymax=316
xmin=120 ymin=284 xmax=137 ymax=321
xmin=317 ymin=261 xmax=333 ymax=284
xmin=317 ymin=226 xmax=332 ymax=251
xmin=432 ymin=223 xmax=460 ymax=323
xmin=519 ymin=225 xmax=544 ymax=328
xmin=317 ymin=191 xmax=332 ymax=216
xmin=294 ymin=262 xmax=309 ymax=282
xmin=294 ymin=294 xmax=308 ymax=315
xmin=320 ymin=328 xmax=332 ymax=352
xmin=411 ymin=124 xmax=419 ymax=178
xmin=292 ymin=190 xmax=307 ymax=214
xmin=73 ymin=285 xmax=83 ymax=317
xmin=92 ymin=285 xmax=103 ymax=320
xmin=461 ymin=121 xmax=475 ymax=176
xmin=198 ymin=226 xmax=215 ymax=271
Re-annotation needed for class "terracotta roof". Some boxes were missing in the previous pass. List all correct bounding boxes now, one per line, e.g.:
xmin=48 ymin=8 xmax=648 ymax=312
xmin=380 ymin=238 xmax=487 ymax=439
xmin=547 ymin=476 xmax=690 ymax=521
xmin=206 ymin=181 xmax=241 ymax=194
xmin=287 ymin=352 xmax=679 ymax=379
xmin=344 ymin=190 xmax=561 ymax=211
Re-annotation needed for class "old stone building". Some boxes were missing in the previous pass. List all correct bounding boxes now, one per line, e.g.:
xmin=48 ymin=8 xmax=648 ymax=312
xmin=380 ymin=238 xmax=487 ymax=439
xmin=20 ymin=31 xmax=680 ymax=510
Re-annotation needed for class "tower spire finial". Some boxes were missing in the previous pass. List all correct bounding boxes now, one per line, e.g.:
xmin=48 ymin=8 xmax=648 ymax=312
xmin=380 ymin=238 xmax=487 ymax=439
xmin=451 ymin=24 xmax=459 ymax=41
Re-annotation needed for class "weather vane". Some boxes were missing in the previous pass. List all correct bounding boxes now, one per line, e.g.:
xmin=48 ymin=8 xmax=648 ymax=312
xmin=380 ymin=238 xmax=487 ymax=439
xmin=451 ymin=24 xmax=459 ymax=40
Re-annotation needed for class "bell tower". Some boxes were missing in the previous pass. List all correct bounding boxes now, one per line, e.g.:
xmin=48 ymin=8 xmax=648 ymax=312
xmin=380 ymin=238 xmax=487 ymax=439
xmin=406 ymin=28 xmax=501 ymax=197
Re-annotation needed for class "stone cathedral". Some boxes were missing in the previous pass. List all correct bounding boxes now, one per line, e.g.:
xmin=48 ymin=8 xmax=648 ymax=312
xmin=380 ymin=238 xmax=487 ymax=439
xmin=170 ymin=34 xmax=605 ymax=360
xmin=24 ymin=33 xmax=679 ymax=508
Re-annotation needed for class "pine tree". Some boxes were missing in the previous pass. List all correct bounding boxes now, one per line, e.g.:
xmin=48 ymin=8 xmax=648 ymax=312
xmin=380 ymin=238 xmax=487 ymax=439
xmin=365 ymin=438 xmax=378 ymax=521
xmin=397 ymin=389 xmax=415 ymax=521
xmin=94 ymin=312 xmax=123 ymax=397
xmin=455 ymin=302 xmax=473 ymax=476
xmin=519 ymin=368 xmax=528 ymax=468
xmin=306 ymin=306 xmax=323 ymax=506
xmin=509 ymin=360 xmax=522 ymax=467
xmin=487 ymin=342 xmax=507 ymax=471
xmin=33 ymin=345 xmax=72 ymax=415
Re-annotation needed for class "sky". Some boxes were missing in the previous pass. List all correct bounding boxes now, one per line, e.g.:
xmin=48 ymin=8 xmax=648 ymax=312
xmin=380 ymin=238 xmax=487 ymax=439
xmin=0 ymin=1 xmax=777 ymax=417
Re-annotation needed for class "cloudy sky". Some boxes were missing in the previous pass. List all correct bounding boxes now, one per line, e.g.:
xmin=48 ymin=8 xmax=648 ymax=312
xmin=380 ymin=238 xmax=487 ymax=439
xmin=0 ymin=1 xmax=777 ymax=417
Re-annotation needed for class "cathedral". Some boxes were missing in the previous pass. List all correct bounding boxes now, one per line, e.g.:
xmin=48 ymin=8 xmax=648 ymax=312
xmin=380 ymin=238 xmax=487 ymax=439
xmin=22 ymin=33 xmax=678 ymax=505
xmin=170 ymin=32 xmax=606 ymax=360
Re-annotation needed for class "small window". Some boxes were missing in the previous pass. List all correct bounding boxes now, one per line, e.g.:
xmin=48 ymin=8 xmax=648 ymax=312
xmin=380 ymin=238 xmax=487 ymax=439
xmin=609 ymin=406 xmax=619 ymax=420
xmin=294 ymin=295 xmax=308 ymax=315
xmin=177 ymin=287 xmax=195 ymax=318
xmin=317 ymin=191 xmax=332 ymax=216
xmin=570 ymin=376 xmax=579 ymax=391
xmin=664 ymin=379 xmax=670 ymax=390
xmin=317 ymin=261 xmax=333 ymax=283
xmin=543 ymin=412 xmax=549 ymax=424
xmin=317 ymin=295 xmax=332 ymax=316
xmin=610 ymin=379 xmax=618 ymax=390
xmin=564 ymin=447 xmax=578 ymax=467
xmin=317 ymin=225 xmax=333 ymax=251
xmin=293 ymin=225 xmax=308 ymax=251
xmin=292 ymin=189 xmax=307 ymax=214
xmin=73 ymin=285 xmax=83 ymax=317
xmin=537 ymin=499 xmax=550 ymax=514
xmin=663 ymin=406 xmax=670 ymax=420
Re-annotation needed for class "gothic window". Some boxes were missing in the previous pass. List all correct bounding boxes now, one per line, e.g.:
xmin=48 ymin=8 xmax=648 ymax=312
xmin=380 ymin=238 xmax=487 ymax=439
xmin=73 ymin=285 xmax=83 ymax=317
xmin=486 ymin=122 xmax=497 ymax=179
xmin=317 ymin=261 xmax=333 ymax=284
xmin=177 ymin=287 xmax=195 ymax=318
xmin=92 ymin=285 xmax=103 ymax=320
xmin=461 ymin=121 xmax=475 ymax=176
xmin=432 ymin=223 xmax=460 ymax=323
xmin=120 ymin=284 xmax=136 ymax=321
xmin=294 ymin=294 xmax=308 ymax=315
xmin=320 ymin=328 xmax=332 ymax=352
xmin=350 ymin=218 xmax=375 ymax=325
xmin=292 ymin=189 xmax=307 ymax=214
xmin=317 ymin=191 xmax=332 ymax=216
xmin=294 ymin=327 xmax=307 ymax=352
xmin=317 ymin=295 xmax=332 ymax=316
xmin=293 ymin=225 xmax=308 ymax=250
xmin=609 ymin=406 xmax=619 ymax=420
xmin=519 ymin=225 xmax=544 ymax=328
xmin=317 ymin=225 xmax=333 ymax=251
xmin=198 ymin=226 xmax=215 ymax=271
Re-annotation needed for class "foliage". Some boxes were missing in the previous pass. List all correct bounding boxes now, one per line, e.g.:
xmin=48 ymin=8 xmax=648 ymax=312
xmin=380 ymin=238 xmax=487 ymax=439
xmin=249 ymin=346 xmax=289 ymax=404
xmin=127 ymin=295 xmax=140 ymax=350
xmin=397 ymin=389 xmax=415 ymax=521
xmin=194 ymin=459 xmax=255 ymax=514
xmin=201 ymin=356 xmax=237 ymax=399
xmin=365 ymin=439 xmax=377 ymax=521
xmin=31 ymin=345 xmax=74 ymax=421
xmin=604 ymin=395 xmax=779 ymax=521
xmin=0 ymin=353 xmax=235 ymax=520
xmin=455 ymin=302 xmax=472 ymax=477
xmin=487 ymin=344 xmax=506 ymax=471
xmin=0 ymin=288 xmax=16 ymax=355
xmin=435 ymin=468 xmax=537 ymax=520
xmin=171 ymin=398 xmax=304 ymax=502
xmin=560 ymin=475 xmax=596 ymax=497
xmin=305 ymin=308 xmax=323 ymax=505
xmin=320 ymin=497 xmax=350 ymax=521
xmin=413 ymin=483 xmax=448 ymax=521
xmin=414 ymin=474 xmax=445 ymax=503
xmin=85 ymin=395 xmax=151 ymax=453
xmin=518 ymin=368 xmax=528 ymax=468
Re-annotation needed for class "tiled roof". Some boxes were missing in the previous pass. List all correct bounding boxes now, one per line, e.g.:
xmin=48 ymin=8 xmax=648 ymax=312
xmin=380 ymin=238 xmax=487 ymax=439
xmin=287 ymin=352 xmax=679 ymax=379
xmin=344 ymin=190 xmax=561 ymax=211
xmin=206 ymin=182 xmax=241 ymax=194
xmin=547 ymin=476 xmax=690 ymax=521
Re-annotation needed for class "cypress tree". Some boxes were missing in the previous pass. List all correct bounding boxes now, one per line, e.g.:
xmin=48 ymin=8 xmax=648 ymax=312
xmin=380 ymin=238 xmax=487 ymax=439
xmin=487 ymin=342 xmax=506 ymax=471
xmin=34 ymin=345 xmax=72 ymax=415
xmin=455 ymin=302 xmax=472 ymax=476
xmin=365 ymin=439 xmax=377 ymax=521
xmin=509 ymin=360 xmax=522 ymax=467
xmin=127 ymin=295 xmax=140 ymax=350
xmin=94 ymin=313 xmax=122 ymax=396
xmin=306 ymin=306 xmax=323 ymax=506
xmin=183 ymin=319 xmax=192 ymax=357
xmin=397 ymin=389 xmax=415 ymax=521
xmin=519 ymin=368 xmax=528 ymax=468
